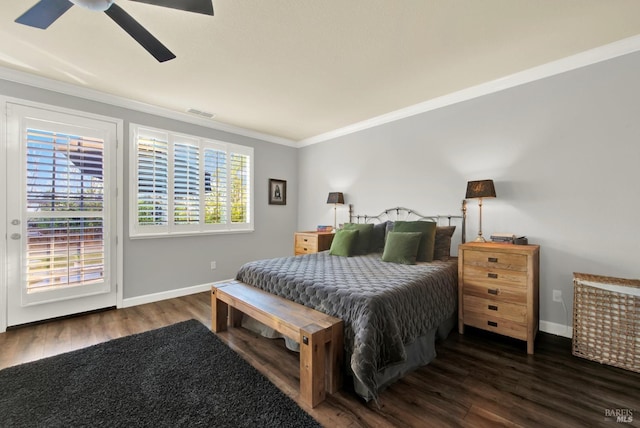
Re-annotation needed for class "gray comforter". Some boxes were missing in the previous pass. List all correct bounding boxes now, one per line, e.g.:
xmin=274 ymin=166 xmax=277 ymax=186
xmin=235 ymin=251 xmax=458 ymax=399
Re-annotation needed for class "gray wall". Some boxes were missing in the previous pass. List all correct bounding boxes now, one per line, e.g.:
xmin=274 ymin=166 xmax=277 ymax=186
xmin=4 ymin=49 xmax=639 ymax=328
xmin=0 ymin=79 xmax=298 ymax=299
xmin=298 ymin=51 xmax=640 ymax=331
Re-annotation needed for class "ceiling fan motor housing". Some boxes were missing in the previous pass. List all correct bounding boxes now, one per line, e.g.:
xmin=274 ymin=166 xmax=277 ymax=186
xmin=70 ymin=0 xmax=115 ymax=12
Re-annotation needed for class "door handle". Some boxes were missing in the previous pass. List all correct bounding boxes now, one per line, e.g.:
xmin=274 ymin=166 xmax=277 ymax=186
xmin=10 ymin=233 xmax=21 ymax=240
xmin=11 ymin=219 xmax=21 ymax=225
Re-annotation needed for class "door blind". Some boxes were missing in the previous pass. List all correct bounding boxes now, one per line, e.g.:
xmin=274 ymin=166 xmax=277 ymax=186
xmin=25 ymin=128 xmax=105 ymax=292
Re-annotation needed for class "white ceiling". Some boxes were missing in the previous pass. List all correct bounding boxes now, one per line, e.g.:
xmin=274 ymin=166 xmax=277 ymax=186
xmin=2 ymin=0 xmax=640 ymax=144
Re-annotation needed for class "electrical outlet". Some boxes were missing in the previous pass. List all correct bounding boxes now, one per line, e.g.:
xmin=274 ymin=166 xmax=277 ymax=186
xmin=210 ymin=261 xmax=217 ymax=270
xmin=553 ymin=290 xmax=562 ymax=302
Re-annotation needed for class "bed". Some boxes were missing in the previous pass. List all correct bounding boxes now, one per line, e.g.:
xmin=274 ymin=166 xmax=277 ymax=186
xmin=235 ymin=204 xmax=466 ymax=401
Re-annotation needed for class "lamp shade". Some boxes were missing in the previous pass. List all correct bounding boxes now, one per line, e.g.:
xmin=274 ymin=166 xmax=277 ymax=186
xmin=326 ymin=192 xmax=345 ymax=204
xmin=465 ymin=180 xmax=496 ymax=199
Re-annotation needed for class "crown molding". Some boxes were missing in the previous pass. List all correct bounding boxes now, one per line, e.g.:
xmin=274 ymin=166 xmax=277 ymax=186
xmin=298 ymin=34 xmax=640 ymax=147
xmin=0 ymin=66 xmax=297 ymax=147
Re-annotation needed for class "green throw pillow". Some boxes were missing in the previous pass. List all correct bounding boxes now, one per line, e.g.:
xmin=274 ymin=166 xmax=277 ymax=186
xmin=382 ymin=232 xmax=422 ymax=264
xmin=329 ymin=229 xmax=359 ymax=257
xmin=392 ymin=221 xmax=437 ymax=262
xmin=343 ymin=223 xmax=374 ymax=255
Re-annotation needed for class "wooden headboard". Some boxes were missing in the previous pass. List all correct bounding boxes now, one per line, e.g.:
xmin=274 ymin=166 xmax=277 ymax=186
xmin=348 ymin=200 xmax=467 ymax=243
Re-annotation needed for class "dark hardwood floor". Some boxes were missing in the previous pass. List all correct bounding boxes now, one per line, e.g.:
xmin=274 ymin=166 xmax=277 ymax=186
xmin=1 ymin=292 xmax=638 ymax=427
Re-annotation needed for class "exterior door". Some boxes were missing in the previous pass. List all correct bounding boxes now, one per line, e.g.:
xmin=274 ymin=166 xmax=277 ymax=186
xmin=6 ymin=103 xmax=118 ymax=326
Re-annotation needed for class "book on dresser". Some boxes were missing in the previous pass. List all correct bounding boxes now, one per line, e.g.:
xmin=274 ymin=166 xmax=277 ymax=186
xmin=490 ymin=233 xmax=516 ymax=243
xmin=458 ymin=242 xmax=540 ymax=354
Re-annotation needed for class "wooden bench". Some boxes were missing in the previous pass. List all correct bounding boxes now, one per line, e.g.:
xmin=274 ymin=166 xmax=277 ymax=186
xmin=211 ymin=280 xmax=344 ymax=407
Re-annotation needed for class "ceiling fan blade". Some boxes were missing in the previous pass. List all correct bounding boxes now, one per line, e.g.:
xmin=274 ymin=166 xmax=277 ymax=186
xmin=128 ymin=0 xmax=213 ymax=16
xmin=15 ymin=0 xmax=73 ymax=29
xmin=104 ymin=3 xmax=175 ymax=62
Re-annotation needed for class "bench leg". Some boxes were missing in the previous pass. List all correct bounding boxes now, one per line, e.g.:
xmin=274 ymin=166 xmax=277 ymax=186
xmin=326 ymin=321 xmax=344 ymax=394
xmin=300 ymin=324 xmax=325 ymax=407
xmin=211 ymin=288 xmax=228 ymax=333
xmin=229 ymin=307 xmax=243 ymax=328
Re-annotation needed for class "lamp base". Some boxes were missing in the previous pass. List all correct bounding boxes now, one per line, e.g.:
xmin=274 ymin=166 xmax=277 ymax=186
xmin=473 ymin=235 xmax=487 ymax=243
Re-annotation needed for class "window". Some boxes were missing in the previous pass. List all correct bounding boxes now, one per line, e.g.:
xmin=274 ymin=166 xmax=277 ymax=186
xmin=130 ymin=125 xmax=253 ymax=237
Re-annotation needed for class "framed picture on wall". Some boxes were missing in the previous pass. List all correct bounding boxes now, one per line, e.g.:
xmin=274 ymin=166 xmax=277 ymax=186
xmin=268 ymin=178 xmax=286 ymax=205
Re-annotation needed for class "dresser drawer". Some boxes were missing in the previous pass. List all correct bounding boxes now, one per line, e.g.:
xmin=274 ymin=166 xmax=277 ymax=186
xmin=295 ymin=236 xmax=318 ymax=255
xmin=459 ymin=242 xmax=540 ymax=354
xmin=463 ymin=282 xmax=527 ymax=305
xmin=294 ymin=232 xmax=334 ymax=255
xmin=295 ymin=234 xmax=318 ymax=250
xmin=462 ymin=265 xmax=528 ymax=288
xmin=463 ymin=250 xmax=527 ymax=271
xmin=463 ymin=312 xmax=528 ymax=340
xmin=463 ymin=295 xmax=527 ymax=323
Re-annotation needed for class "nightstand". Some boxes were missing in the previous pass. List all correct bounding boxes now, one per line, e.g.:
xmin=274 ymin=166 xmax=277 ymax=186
xmin=294 ymin=231 xmax=334 ymax=256
xmin=458 ymin=242 xmax=540 ymax=354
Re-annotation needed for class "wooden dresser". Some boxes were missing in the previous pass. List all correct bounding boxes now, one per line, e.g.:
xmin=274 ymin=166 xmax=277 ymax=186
xmin=294 ymin=231 xmax=334 ymax=255
xmin=458 ymin=242 xmax=540 ymax=354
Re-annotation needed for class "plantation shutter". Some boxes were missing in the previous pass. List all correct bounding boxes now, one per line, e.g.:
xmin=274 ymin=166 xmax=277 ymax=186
xmin=230 ymin=152 xmax=250 ymax=224
xmin=135 ymin=130 xmax=169 ymax=233
xmin=204 ymin=146 xmax=227 ymax=225
xmin=130 ymin=125 xmax=253 ymax=237
xmin=173 ymin=141 xmax=200 ymax=225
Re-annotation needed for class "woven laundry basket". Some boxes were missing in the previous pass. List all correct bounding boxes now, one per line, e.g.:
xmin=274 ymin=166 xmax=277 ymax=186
xmin=572 ymin=272 xmax=640 ymax=373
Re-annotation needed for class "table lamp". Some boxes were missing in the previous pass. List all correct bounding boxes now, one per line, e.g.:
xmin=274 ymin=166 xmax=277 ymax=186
xmin=326 ymin=192 xmax=344 ymax=231
xmin=465 ymin=180 xmax=496 ymax=242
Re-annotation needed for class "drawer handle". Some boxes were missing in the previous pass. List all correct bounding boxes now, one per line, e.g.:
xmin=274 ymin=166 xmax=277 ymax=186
xmin=488 ymin=305 xmax=498 ymax=311
xmin=487 ymin=288 xmax=498 ymax=295
xmin=488 ymin=273 xmax=498 ymax=279
xmin=303 ymin=238 xmax=308 ymax=242
xmin=488 ymin=321 xmax=498 ymax=327
xmin=488 ymin=257 xmax=498 ymax=263
xmin=303 ymin=248 xmax=308 ymax=251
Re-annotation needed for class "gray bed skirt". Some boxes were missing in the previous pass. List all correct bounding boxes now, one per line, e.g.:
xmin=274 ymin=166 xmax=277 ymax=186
xmin=241 ymin=309 xmax=457 ymax=401
xmin=352 ymin=309 xmax=457 ymax=401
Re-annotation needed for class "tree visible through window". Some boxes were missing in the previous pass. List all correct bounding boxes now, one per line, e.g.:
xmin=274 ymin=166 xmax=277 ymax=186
xmin=230 ymin=153 xmax=249 ymax=223
xmin=204 ymin=147 xmax=226 ymax=224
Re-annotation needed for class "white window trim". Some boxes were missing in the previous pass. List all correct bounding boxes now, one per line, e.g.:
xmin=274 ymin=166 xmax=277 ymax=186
xmin=129 ymin=124 xmax=254 ymax=239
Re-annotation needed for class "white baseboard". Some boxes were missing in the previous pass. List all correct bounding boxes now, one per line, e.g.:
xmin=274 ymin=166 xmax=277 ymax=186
xmin=540 ymin=320 xmax=573 ymax=339
xmin=120 ymin=279 xmax=234 ymax=308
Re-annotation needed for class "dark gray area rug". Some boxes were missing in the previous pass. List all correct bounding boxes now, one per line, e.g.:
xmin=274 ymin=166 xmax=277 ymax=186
xmin=0 ymin=319 xmax=322 ymax=427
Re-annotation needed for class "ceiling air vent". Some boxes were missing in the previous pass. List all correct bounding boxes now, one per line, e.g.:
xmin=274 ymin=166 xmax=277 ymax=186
xmin=187 ymin=108 xmax=216 ymax=119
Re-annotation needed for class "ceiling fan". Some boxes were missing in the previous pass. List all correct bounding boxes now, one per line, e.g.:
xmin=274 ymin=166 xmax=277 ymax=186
xmin=15 ymin=0 xmax=214 ymax=62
